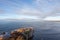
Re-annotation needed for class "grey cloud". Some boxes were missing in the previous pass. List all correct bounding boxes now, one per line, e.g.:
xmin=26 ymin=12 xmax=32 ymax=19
xmin=46 ymin=7 xmax=60 ymax=17
xmin=34 ymin=0 xmax=60 ymax=18
xmin=0 ymin=9 xmax=5 ymax=14
xmin=15 ymin=8 xmax=41 ymax=16
xmin=16 ymin=0 xmax=60 ymax=18
xmin=1 ymin=0 xmax=60 ymax=19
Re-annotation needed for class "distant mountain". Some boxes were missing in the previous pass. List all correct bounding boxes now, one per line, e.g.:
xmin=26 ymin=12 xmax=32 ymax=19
xmin=0 ymin=18 xmax=42 ymax=22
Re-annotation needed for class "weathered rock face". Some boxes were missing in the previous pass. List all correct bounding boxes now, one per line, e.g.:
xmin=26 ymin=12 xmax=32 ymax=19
xmin=0 ymin=27 xmax=34 ymax=40
xmin=8 ymin=35 xmax=25 ymax=40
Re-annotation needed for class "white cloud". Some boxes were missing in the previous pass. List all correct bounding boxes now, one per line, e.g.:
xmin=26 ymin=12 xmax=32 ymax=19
xmin=44 ymin=16 xmax=60 ymax=21
xmin=15 ymin=7 xmax=42 ymax=16
xmin=34 ymin=0 xmax=60 ymax=18
xmin=0 ymin=0 xmax=60 ymax=20
xmin=15 ymin=0 xmax=60 ymax=19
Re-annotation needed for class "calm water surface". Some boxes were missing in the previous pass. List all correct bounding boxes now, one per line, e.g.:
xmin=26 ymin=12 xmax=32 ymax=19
xmin=0 ymin=21 xmax=60 ymax=40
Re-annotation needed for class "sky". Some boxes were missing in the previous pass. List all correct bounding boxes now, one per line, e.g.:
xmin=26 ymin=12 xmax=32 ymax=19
xmin=0 ymin=0 xmax=60 ymax=21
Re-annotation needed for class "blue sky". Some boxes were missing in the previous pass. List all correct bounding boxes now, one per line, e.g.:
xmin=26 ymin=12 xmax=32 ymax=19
xmin=0 ymin=0 xmax=60 ymax=20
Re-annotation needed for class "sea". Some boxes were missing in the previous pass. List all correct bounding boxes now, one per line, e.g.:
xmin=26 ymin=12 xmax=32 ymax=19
xmin=0 ymin=20 xmax=60 ymax=40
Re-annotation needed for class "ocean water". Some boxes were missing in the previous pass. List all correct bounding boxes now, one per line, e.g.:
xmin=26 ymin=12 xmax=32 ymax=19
xmin=0 ymin=21 xmax=60 ymax=40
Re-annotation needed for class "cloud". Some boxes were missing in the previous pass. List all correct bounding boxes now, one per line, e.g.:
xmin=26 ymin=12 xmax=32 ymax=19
xmin=0 ymin=0 xmax=60 ymax=19
xmin=33 ymin=0 xmax=60 ymax=17
xmin=0 ymin=9 xmax=5 ymax=14
xmin=15 ymin=0 xmax=60 ymax=18
xmin=44 ymin=16 xmax=60 ymax=21
xmin=15 ymin=7 xmax=41 ymax=16
xmin=49 ymin=7 xmax=60 ymax=16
